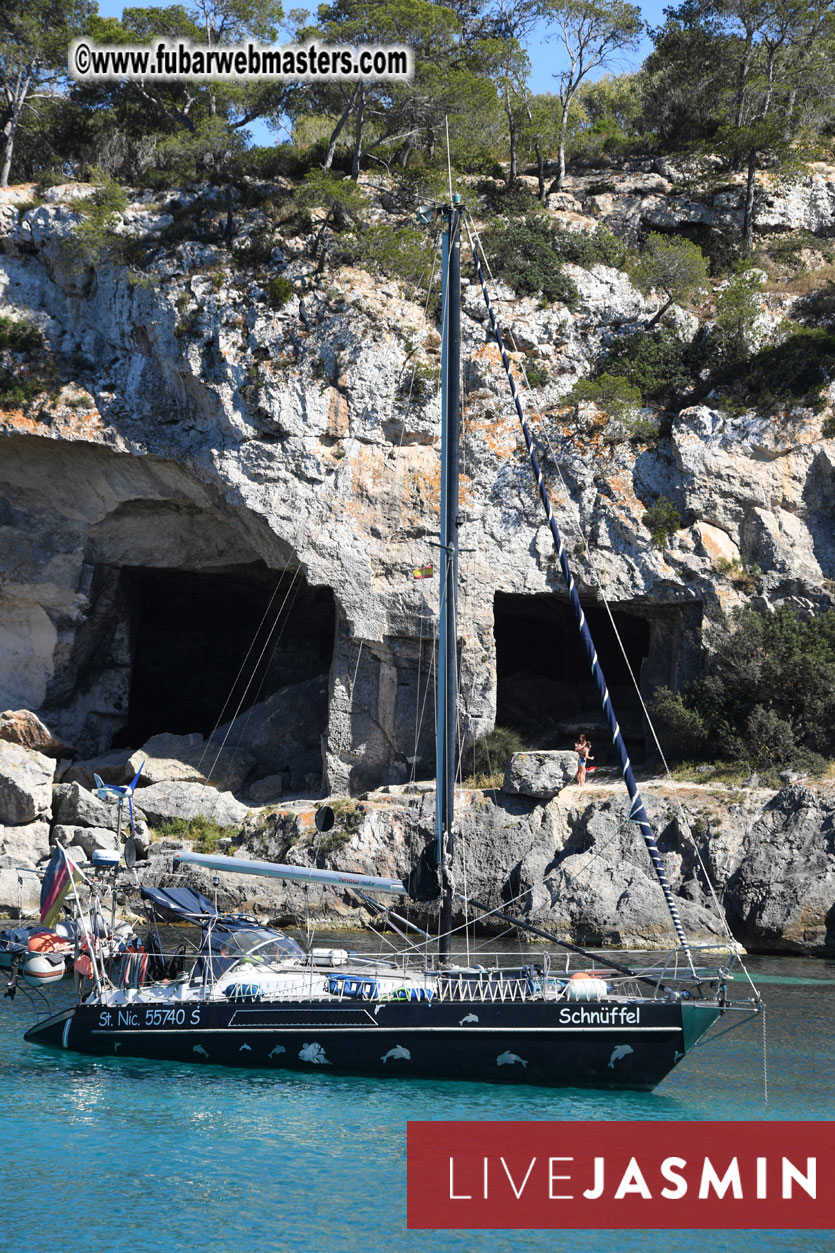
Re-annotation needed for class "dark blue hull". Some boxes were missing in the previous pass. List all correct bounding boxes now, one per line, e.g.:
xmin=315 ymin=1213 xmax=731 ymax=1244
xmin=24 ymin=995 xmax=721 ymax=1090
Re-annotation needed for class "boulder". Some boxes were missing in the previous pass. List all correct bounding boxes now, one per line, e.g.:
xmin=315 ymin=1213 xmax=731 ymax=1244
xmin=0 ymin=857 xmax=41 ymax=914
xmin=503 ymin=751 xmax=579 ymax=799
xmin=248 ymin=773 xmax=287 ymax=806
xmin=137 ymin=781 xmax=249 ymax=828
xmin=0 ymin=820 xmax=51 ymax=868
xmin=62 ymin=748 xmax=138 ymax=789
xmin=0 ymin=742 xmax=55 ymax=825
xmin=0 ymin=709 xmax=67 ymax=756
xmin=127 ymin=731 xmax=255 ymax=792
xmin=53 ymin=824 xmax=119 ymax=857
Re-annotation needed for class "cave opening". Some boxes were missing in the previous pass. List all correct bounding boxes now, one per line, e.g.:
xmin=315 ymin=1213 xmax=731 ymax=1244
xmin=494 ymin=592 xmax=652 ymax=762
xmin=113 ymin=563 xmax=335 ymax=751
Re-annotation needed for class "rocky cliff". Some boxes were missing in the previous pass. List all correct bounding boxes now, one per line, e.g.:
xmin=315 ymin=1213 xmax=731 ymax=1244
xmin=0 ymin=162 xmax=833 ymax=952
xmin=1 ymin=165 xmax=833 ymax=798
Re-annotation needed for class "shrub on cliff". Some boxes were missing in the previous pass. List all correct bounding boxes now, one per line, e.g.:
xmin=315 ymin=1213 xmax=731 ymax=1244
xmin=464 ymin=726 xmax=526 ymax=787
xmin=653 ymin=605 xmax=835 ymax=772
xmin=600 ymin=327 xmax=699 ymax=406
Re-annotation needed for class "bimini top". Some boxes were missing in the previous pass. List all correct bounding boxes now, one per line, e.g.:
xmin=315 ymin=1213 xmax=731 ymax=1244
xmin=140 ymin=885 xmax=306 ymax=961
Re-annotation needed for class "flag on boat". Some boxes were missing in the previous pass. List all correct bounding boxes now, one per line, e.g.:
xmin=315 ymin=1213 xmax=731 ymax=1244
xmin=40 ymin=847 xmax=82 ymax=928
xmin=412 ymin=564 xmax=434 ymax=579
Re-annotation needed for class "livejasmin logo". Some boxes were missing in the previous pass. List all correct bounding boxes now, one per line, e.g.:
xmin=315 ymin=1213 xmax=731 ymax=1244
xmin=448 ymin=1150 xmax=815 ymax=1202
xmin=407 ymin=1121 xmax=834 ymax=1230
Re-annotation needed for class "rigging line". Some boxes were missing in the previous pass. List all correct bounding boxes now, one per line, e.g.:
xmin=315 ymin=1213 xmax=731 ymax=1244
xmin=466 ymin=234 xmax=754 ymax=995
xmin=196 ymin=563 xmax=309 ymax=812
xmin=445 ymin=115 xmax=453 ymax=203
xmin=466 ymin=213 xmax=697 ymax=978
xmin=193 ymin=567 xmax=293 ymax=776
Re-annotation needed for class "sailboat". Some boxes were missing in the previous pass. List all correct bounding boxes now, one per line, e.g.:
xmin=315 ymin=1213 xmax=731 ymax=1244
xmin=21 ymin=196 xmax=761 ymax=1088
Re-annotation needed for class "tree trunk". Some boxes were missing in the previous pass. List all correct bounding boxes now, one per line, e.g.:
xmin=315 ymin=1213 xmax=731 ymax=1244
xmin=350 ymin=87 xmax=366 ymax=180
xmin=554 ymin=100 xmax=571 ymax=191
xmin=0 ymin=75 xmax=29 ymax=190
xmin=534 ymin=140 xmax=545 ymax=203
xmin=323 ymin=85 xmax=360 ymax=171
xmin=222 ymin=181 xmax=234 ymax=249
xmin=646 ymin=294 xmax=674 ymax=330
xmin=742 ymin=149 xmax=757 ymax=251
xmin=507 ymin=112 xmax=517 ymax=186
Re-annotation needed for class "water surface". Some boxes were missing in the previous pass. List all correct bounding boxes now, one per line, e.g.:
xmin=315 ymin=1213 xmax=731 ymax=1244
xmin=2 ymin=954 xmax=831 ymax=1252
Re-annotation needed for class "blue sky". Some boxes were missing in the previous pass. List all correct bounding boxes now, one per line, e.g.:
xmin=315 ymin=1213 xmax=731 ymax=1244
xmin=94 ymin=0 xmax=672 ymax=144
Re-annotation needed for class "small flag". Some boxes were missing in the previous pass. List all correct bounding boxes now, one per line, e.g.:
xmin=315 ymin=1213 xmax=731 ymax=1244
xmin=413 ymin=565 xmax=434 ymax=580
xmin=40 ymin=847 xmax=82 ymax=928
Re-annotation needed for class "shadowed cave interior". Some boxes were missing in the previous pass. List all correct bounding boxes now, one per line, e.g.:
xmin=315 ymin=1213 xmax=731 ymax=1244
xmin=494 ymin=592 xmax=652 ymax=763
xmin=111 ymin=564 xmax=335 ymax=751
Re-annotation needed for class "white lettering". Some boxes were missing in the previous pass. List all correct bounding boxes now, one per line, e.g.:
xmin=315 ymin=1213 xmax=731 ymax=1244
xmin=583 ymin=1157 xmax=605 ymax=1200
xmin=614 ymin=1157 xmax=652 ymax=1200
xmin=448 ymin=1157 xmax=471 ymax=1200
xmin=660 ymin=1156 xmax=688 ymax=1200
xmin=782 ymin=1157 xmax=816 ymax=1199
xmin=500 ymin=1156 xmax=537 ymax=1199
xmin=548 ymin=1157 xmax=574 ymax=1200
xmin=699 ymin=1157 xmax=742 ymax=1199
xmin=757 ymin=1156 xmax=767 ymax=1199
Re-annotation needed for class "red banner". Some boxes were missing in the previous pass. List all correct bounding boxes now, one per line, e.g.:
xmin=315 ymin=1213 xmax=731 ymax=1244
xmin=407 ymin=1121 xmax=834 ymax=1229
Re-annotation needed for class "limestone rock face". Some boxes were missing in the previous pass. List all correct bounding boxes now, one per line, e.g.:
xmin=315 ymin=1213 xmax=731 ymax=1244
xmin=0 ymin=174 xmax=833 ymax=800
xmin=0 ymin=742 xmax=55 ymax=825
xmin=503 ymin=751 xmax=579 ymax=798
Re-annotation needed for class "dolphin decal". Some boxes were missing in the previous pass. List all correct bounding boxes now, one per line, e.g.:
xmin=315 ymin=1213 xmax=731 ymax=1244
xmin=193 ymin=1044 xmax=209 ymax=1059
xmin=382 ymin=1045 xmax=411 ymax=1063
xmin=459 ymin=1013 xmax=479 ymax=1025
xmin=496 ymin=1051 xmax=527 ymax=1068
xmin=608 ymin=1045 xmax=634 ymax=1068
xmin=239 ymin=1043 xmax=252 ymax=1052
xmin=268 ymin=1045 xmax=286 ymax=1059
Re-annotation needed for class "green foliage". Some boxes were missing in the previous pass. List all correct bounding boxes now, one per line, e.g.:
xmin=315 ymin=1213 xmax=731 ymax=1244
xmin=642 ymin=495 xmax=681 ymax=548
xmin=402 ymin=359 xmax=440 ymax=400
xmin=463 ymin=726 xmax=526 ymax=787
xmin=485 ymin=216 xmax=579 ymax=306
xmin=524 ymin=360 xmax=549 ymax=388
xmin=721 ymin=326 xmax=835 ymax=412
xmin=653 ymin=606 xmax=835 ymax=771
xmin=0 ymin=316 xmax=44 ymax=354
xmin=710 ymin=269 xmax=765 ymax=364
xmin=568 ymin=371 xmax=641 ymax=420
xmin=632 ymin=232 xmax=709 ymax=311
xmin=477 ymin=179 xmax=543 ymax=217
xmin=600 ymin=328 xmax=699 ymax=406
xmin=265 ymin=276 xmax=295 ymax=308
xmin=0 ymin=314 xmax=49 ymax=408
xmin=348 ymin=221 xmax=432 ymax=292
xmin=67 ymin=175 xmax=132 ymax=267
xmin=155 ymin=813 xmax=240 ymax=852
xmin=0 ymin=371 xmax=43 ymax=409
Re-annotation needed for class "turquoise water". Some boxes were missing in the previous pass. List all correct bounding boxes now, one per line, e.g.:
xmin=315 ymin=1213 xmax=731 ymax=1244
xmin=1 ymin=955 xmax=832 ymax=1253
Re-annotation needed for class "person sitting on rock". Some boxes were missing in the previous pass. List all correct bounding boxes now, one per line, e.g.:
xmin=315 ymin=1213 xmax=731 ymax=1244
xmin=575 ymin=734 xmax=594 ymax=785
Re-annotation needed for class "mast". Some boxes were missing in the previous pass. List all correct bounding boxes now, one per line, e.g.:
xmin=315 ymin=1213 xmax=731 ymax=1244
xmin=436 ymin=196 xmax=461 ymax=962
